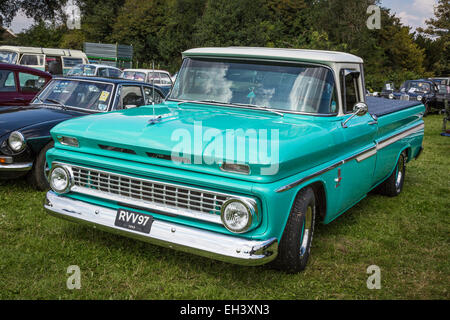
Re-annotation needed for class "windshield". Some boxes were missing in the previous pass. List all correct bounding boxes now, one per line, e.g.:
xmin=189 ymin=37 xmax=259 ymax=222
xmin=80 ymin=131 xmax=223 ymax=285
xmin=169 ymin=58 xmax=337 ymax=114
xmin=402 ymin=81 xmax=431 ymax=93
xmin=68 ymin=64 xmax=96 ymax=76
xmin=33 ymin=79 xmax=114 ymax=112
xmin=0 ymin=51 xmax=18 ymax=64
xmin=123 ymin=71 xmax=146 ymax=82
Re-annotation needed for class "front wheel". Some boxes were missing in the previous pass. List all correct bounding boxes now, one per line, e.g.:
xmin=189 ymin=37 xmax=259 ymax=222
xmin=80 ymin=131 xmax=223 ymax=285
xmin=270 ymin=187 xmax=316 ymax=273
xmin=28 ymin=141 xmax=53 ymax=191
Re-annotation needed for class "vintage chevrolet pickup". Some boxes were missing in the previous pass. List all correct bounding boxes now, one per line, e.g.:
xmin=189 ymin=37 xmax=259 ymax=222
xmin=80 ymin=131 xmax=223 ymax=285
xmin=44 ymin=48 xmax=425 ymax=273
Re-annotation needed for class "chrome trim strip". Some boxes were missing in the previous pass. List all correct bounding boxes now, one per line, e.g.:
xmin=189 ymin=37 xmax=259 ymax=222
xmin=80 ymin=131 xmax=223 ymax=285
xmin=275 ymin=122 xmax=424 ymax=193
xmin=376 ymin=123 xmax=424 ymax=151
xmin=53 ymin=162 xmax=258 ymax=226
xmin=0 ymin=162 xmax=33 ymax=172
xmin=45 ymin=191 xmax=277 ymax=266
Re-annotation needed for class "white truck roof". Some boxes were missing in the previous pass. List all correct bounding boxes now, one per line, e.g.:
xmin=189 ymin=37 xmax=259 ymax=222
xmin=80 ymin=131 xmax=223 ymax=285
xmin=183 ymin=47 xmax=363 ymax=64
xmin=123 ymin=69 xmax=170 ymax=74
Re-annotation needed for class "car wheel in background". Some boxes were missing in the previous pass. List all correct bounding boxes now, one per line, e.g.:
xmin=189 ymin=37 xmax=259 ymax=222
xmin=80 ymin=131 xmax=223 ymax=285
xmin=28 ymin=141 xmax=54 ymax=191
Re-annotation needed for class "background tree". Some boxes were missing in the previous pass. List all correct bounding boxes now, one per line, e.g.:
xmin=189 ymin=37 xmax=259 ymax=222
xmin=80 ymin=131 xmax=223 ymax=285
xmin=417 ymin=0 xmax=449 ymax=76
xmin=0 ymin=0 xmax=68 ymax=27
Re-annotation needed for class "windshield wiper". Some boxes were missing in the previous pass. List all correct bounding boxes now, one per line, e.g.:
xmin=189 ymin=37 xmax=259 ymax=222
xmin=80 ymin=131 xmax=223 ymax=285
xmin=230 ymin=103 xmax=285 ymax=117
xmin=44 ymin=98 xmax=67 ymax=110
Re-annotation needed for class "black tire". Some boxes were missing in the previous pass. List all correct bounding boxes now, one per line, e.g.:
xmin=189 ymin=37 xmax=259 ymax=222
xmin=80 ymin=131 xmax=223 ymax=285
xmin=28 ymin=141 xmax=54 ymax=191
xmin=423 ymin=102 xmax=430 ymax=117
xmin=270 ymin=187 xmax=316 ymax=273
xmin=376 ymin=151 xmax=406 ymax=197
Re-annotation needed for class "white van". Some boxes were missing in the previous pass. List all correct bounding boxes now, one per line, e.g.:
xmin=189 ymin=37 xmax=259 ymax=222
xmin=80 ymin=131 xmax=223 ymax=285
xmin=0 ymin=46 xmax=89 ymax=75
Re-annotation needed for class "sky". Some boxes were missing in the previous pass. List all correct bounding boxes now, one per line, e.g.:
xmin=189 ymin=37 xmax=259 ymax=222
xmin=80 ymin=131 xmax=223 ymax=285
xmin=380 ymin=0 xmax=438 ymax=31
xmin=7 ymin=0 xmax=439 ymax=34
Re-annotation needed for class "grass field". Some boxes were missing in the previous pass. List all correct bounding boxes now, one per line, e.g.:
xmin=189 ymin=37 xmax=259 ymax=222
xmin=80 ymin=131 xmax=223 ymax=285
xmin=0 ymin=115 xmax=448 ymax=300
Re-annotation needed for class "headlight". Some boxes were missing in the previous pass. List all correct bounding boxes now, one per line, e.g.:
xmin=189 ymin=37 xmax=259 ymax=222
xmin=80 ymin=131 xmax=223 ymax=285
xmin=49 ymin=166 xmax=73 ymax=194
xmin=8 ymin=131 xmax=26 ymax=152
xmin=417 ymin=95 xmax=423 ymax=101
xmin=221 ymin=199 xmax=256 ymax=233
xmin=388 ymin=93 xmax=394 ymax=99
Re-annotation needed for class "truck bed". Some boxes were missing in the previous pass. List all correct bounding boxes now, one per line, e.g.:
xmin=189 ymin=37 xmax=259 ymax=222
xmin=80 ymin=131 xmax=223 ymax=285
xmin=366 ymin=96 xmax=422 ymax=117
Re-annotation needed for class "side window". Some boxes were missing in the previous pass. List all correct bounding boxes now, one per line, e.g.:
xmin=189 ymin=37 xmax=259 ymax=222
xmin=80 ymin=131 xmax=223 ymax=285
xmin=342 ymin=70 xmax=360 ymax=113
xmin=0 ymin=70 xmax=17 ymax=92
xmin=159 ymin=73 xmax=172 ymax=85
xmin=143 ymin=86 xmax=164 ymax=105
xmin=18 ymin=73 xmax=47 ymax=93
xmin=20 ymin=54 xmax=43 ymax=66
xmin=109 ymin=69 xmax=122 ymax=78
xmin=116 ymin=86 xmax=145 ymax=109
xmin=97 ymin=68 xmax=108 ymax=77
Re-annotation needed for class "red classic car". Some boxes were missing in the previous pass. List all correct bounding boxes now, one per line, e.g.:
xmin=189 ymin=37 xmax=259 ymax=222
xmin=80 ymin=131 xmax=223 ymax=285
xmin=0 ymin=63 xmax=52 ymax=106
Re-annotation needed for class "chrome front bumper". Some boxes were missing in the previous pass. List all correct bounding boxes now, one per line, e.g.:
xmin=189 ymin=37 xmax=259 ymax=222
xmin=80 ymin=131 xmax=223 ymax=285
xmin=0 ymin=162 xmax=33 ymax=172
xmin=44 ymin=191 xmax=278 ymax=266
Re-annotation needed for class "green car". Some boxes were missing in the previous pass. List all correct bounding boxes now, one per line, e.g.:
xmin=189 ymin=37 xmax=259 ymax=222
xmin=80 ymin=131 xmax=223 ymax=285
xmin=44 ymin=48 xmax=425 ymax=273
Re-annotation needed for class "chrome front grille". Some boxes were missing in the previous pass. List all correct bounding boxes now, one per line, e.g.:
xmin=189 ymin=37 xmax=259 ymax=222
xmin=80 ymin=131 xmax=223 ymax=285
xmin=68 ymin=164 xmax=238 ymax=224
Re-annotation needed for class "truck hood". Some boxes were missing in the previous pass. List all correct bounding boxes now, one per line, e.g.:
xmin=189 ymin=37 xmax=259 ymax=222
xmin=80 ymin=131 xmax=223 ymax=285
xmin=0 ymin=105 xmax=84 ymax=139
xmin=51 ymin=102 xmax=341 ymax=183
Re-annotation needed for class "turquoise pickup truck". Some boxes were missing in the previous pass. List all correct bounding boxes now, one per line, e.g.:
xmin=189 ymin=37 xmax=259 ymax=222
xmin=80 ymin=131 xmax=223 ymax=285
xmin=44 ymin=48 xmax=425 ymax=273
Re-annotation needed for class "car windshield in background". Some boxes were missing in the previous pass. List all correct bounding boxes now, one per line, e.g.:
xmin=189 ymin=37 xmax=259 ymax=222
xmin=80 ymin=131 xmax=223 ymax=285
xmin=0 ymin=51 xmax=18 ymax=64
xmin=68 ymin=65 xmax=96 ymax=76
xmin=169 ymin=58 xmax=337 ymax=114
xmin=123 ymin=71 xmax=146 ymax=82
xmin=33 ymin=79 xmax=114 ymax=112
xmin=63 ymin=58 xmax=84 ymax=68
xmin=403 ymin=81 xmax=431 ymax=93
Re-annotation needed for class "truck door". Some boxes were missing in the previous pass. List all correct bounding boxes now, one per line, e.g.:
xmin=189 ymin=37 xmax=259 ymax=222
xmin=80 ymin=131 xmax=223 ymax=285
xmin=334 ymin=69 xmax=378 ymax=214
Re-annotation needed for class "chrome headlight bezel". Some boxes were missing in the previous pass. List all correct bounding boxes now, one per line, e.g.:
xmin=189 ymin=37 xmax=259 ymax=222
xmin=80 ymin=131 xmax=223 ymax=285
xmin=220 ymin=198 xmax=258 ymax=234
xmin=8 ymin=131 xmax=26 ymax=153
xmin=49 ymin=165 xmax=73 ymax=194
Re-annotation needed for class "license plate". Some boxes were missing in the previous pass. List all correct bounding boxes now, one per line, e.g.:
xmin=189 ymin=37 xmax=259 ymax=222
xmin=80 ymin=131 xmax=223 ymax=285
xmin=114 ymin=209 xmax=154 ymax=234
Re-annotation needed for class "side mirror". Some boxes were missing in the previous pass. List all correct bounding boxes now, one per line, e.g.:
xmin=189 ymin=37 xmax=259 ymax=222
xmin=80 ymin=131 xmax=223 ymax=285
xmin=353 ymin=102 xmax=368 ymax=116
xmin=342 ymin=102 xmax=368 ymax=128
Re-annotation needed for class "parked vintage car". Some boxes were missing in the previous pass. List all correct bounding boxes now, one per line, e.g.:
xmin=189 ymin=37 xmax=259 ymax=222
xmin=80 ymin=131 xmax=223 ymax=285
xmin=0 ymin=76 xmax=167 ymax=189
xmin=0 ymin=63 xmax=52 ymax=106
xmin=44 ymin=48 xmax=424 ymax=273
xmin=122 ymin=69 xmax=173 ymax=96
xmin=392 ymin=79 xmax=439 ymax=114
xmin=0 ymin=45 xmax=89 ymax=75
xmin=429 ymin=77 xmax=450 ymax=109
xmin=67 ymin=64 xmax=123 ymax=78
xmin=380 ymin=81 xmax=395 ymax=99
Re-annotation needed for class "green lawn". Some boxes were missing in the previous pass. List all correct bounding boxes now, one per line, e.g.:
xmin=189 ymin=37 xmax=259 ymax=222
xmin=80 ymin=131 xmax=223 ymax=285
xmin=0 ymin=115 xmax=448 ymax=300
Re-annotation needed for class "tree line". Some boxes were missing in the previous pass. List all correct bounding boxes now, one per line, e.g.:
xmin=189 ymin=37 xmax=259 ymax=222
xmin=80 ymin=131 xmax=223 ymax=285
xmin=1 ymin=0 xmax=448 ymax=91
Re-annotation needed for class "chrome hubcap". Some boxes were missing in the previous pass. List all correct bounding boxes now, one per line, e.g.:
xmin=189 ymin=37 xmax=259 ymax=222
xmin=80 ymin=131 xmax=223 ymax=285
xmin=44 ymin=160 xmax=50 ymax=181
xmin=395 ymin=156 xmax=404 ymax=190
xmin=300 ymin=205 xmax=313 ymax=257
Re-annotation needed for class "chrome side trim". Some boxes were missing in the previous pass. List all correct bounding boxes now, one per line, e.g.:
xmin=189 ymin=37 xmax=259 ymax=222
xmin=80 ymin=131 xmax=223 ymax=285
xmin=376 ymin=123 xmax=424 ymax=151
xmin=276 ymin=122 xmax=424 ymax=193
xmin=0 ymin=162 xmax=33 ymax=172
xmin=45 ymin=191 xmax=278 ymax=266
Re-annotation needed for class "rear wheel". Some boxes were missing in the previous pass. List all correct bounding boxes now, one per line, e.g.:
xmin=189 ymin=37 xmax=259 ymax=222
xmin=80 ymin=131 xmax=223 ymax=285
xmin=270 ymin=187 xmax=316 ymax=273
xmin=28 ymin=141 xmax=53 ymax=191
xmin=376 ymin=151 xmax=406 ymax=197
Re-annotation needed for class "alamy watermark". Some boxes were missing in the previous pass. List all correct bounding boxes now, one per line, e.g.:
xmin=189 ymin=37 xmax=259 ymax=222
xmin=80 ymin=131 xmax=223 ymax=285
xmin=367 ymin=5 xmax=381 ymax=30
xmin=66 ymin=265 xmax=81 ymax=289
xmin=170 ymin=121 xmax=280 ymax=175
xmin=366 ymin=265 xmax=381 ymax=289
xmin=66 ymin=2 xmax=81 ymax=30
